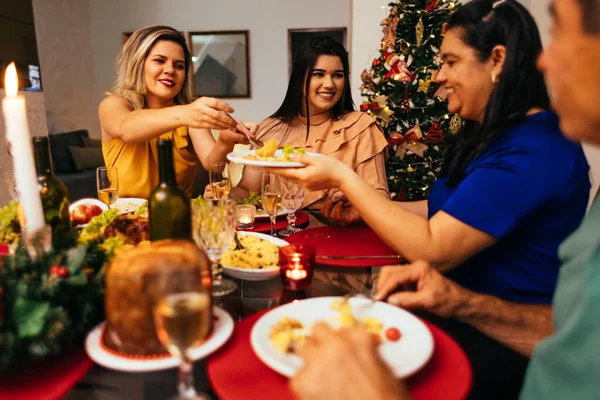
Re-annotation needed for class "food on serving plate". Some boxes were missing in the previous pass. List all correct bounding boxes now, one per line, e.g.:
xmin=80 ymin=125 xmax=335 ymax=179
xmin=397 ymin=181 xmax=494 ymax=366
xmin=0 ymin=201 xmax=19 ymax=245
xmin=270 ymin=298 xmax=385 ymax=354
xmin=220 ymin=234 xmax=279 ymax=269
xmin=70 ymin=203 xmax=104 ymax=225
xmin=104 ymin=213 xmax=150 ymax=245
xmin=113 ymin=201 xmax=147 ymax=214
xmin=236 ymin=190 xmax=261 ymax=207
xmin=242 ymin=140 xmax=308 ymax=163
xmin=79 ymin=208 xmax=120 ymax=243
xmin=104 ymin=240 xmax=211 ymax=355
xmin=134 ymin=201 xmax=148 ymax=217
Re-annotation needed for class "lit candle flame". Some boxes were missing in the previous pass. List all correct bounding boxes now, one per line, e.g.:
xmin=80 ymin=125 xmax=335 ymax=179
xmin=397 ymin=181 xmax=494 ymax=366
xmin=4 ymin=63 xmax=18 ymax=97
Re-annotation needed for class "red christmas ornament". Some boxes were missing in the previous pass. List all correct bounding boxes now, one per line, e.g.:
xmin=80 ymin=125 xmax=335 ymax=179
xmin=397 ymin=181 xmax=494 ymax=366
xmin=426 ymin=122 xmax=445 ymax=143
xmin=360 ymin=103 xmax=370 ymax=112
xmin=389 ymin=131 xmax=404 ymax=146
xmin=372 ymin=58 xmax=381 ymax=66
xmin=425 ymin=0 xmax=439 ymax=12
xmin=369 ymin=102 xmax=380 ymax=112
xmin=401 ymin=87 xmax=410 ymax=110
xmin=50 ymin=265 xmax=69 ymax=278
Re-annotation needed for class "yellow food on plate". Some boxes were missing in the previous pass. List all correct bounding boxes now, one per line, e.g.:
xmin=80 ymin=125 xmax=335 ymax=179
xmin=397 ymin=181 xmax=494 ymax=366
xmin=220 ymin=234 xmax=279 ymax=269
xmin=269 ymin=317 xmax=306 ymax=354
xmin=270 ymin=299 xmax=383 ymax=354
xmin=256 ymin=139 xmax=278 ymax=158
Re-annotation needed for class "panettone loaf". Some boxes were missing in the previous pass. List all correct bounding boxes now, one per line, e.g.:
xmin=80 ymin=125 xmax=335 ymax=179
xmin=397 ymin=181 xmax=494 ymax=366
xmin=104 ymin=240 xmax=212 ymax=355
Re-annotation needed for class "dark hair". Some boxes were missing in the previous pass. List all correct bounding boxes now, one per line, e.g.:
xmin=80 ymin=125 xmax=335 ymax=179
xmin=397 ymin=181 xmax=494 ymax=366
xmin=440 ymin=0 xmax=550 ymax=186
xmin=271 ymin=36 xmax=354 ymax=129
xmin=576 ymin=0 xmax=600 ymax=33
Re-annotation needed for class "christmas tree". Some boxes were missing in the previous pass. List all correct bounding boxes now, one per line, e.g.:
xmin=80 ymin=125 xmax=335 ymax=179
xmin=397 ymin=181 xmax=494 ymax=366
xmin=360 ymin=0 xmax=462 ymax=201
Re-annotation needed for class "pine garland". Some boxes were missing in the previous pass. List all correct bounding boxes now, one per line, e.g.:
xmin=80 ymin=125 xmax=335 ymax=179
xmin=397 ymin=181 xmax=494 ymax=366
xmin=360 ymin=0 xmax=461 ymax=201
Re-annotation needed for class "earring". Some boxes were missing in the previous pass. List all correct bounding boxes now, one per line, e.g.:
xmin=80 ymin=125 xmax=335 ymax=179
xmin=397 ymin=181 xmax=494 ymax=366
xmin=492 ymin=73 xmax=498 ymax=84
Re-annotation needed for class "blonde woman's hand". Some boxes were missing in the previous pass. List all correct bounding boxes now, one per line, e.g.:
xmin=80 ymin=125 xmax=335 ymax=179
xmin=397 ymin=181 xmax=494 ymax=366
xmin=183 ymin=97 xmax=237 ymax=130
xmin=267 ymin=154 xmax=351 ymax=191
xmin=219 ymin=122 xmax=259 ymax=145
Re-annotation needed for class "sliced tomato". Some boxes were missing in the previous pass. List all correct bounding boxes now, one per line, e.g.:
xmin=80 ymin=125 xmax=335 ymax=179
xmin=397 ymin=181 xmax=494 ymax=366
xmin=385 ymin=327 xmax=401 ymax=341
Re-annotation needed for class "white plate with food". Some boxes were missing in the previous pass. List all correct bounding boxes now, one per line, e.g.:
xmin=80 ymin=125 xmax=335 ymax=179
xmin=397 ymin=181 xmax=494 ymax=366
xmin=250 ymin=296 xmax=434 ymax=378
xmin=85 ymin=306 xmax=234 ymax=373
xmin=227 ymin=149 xmax=323 ymax=168
xmin=111 ymin=198 xmax=147 ymax=214
xmin=221 ymin=231 xmax=288 ymax=281
xmin=69 ymin=198 xmax=108 ymax=227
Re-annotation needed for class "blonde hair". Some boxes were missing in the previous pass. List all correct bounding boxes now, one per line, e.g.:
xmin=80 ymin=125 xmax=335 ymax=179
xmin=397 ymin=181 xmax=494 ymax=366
xmin=109 ymin=25 xmax=194 ymax=110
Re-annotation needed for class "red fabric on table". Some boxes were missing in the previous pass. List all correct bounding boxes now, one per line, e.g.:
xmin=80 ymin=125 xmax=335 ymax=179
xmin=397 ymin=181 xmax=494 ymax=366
xmin=0 ymin=245 xmax=8 ymax=256
xmin=243 ymin=210 xmax=309 ymax=234
xmin=286 ymin=225 xmax=402 ymax=267
xmin=207 ymin=310 xmax=472 ymax=400
xmin=0 ymin=348 xmax=93 ymax=400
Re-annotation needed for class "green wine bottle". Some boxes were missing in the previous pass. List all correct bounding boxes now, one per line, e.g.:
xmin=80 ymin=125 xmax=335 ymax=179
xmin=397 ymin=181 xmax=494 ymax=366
xmin=32 ymin=136 xmax=72 ymax=238
xmin=149 ymin=139 xmax=192 ymax=241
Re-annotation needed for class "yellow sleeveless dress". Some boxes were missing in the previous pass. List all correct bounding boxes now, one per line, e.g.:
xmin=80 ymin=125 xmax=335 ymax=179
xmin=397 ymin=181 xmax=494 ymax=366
xmin=102 ymin=126 xmax=198 ymax=199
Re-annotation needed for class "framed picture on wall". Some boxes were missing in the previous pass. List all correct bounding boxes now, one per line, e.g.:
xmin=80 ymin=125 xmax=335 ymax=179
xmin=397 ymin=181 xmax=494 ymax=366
xmin=288 ymin=28 xmax=347 ymax=75
xmin=187 ymin=30 xmax=251 ymax=99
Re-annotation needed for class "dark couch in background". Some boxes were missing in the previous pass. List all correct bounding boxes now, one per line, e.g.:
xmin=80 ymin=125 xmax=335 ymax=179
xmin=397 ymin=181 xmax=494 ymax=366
xmin=48 ymin=130 xmax=209 ymax=201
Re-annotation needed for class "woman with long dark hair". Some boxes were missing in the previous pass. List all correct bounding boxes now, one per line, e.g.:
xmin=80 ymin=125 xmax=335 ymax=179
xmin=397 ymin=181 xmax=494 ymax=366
xmin=231 ymin=36 xmax=389 ymax=224
xmin=274 ymin=0 xmax=590 ymax=306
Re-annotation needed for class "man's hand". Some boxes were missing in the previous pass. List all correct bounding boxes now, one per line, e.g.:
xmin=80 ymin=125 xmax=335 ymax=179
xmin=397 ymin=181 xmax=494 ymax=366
xmin=374 ymin=261 xmax=471 ymax=318
xmin=290 ymin=323 xmax=409 ymax=400
xmin=321 ymin=199 xmax=362 ymax=225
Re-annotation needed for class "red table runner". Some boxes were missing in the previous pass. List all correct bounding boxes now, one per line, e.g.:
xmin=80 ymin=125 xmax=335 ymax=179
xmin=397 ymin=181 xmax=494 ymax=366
xmin=207 ymin=310 xmax=472 ymax=400
xmin=0 ymin=348 xmax=93 ymax=400
xmin=286 ymin=225 xmax=403 ymax=267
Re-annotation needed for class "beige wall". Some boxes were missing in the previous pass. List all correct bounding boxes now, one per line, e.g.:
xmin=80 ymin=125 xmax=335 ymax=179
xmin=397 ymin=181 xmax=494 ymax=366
xmin=0 ymin=89 xmax=48 ymax=205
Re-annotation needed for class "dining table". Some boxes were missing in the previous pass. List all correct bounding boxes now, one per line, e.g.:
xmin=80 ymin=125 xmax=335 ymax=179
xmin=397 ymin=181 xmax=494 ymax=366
xmin=1 ymin=215 xmax=530 ymax=400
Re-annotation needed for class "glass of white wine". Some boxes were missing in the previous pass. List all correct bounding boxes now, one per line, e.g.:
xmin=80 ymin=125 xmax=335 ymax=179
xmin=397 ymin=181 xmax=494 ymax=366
xmin=153 ymin=262 xmax=212 ymax=399
xmin=209 ymin=162 xmax=231 ymax=199
xmin=96 ymin=166 xmax=119 ymax=206
xmin=192 ymin=198 xmax=238 ymax=297
xmin=261 ymin=173 xmax=284 ymax=237
xmin=279 ymin=179 xmax=306 ymax=238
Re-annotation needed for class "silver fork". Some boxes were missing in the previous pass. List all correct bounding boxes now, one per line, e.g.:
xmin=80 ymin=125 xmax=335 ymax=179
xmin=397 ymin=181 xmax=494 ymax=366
xmin=225 ymin=113 xmax=264 ymax=149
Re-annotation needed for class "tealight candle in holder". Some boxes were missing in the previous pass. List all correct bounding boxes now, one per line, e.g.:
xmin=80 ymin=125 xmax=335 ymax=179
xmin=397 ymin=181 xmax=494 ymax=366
xmin=279 ymin=244 xmax=315 ymax=291
xmin=236 ymin=204 xmax=256 ymax=230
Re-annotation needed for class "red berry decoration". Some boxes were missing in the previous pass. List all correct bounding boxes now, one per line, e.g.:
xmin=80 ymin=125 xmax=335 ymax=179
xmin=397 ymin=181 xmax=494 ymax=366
xmin=372 ymin=58 xmax=381 ymax=66
xmin=425 ymin=0 xmax=439 ymax=12
xmin=50 ymin=265 xmax=69 ymax=278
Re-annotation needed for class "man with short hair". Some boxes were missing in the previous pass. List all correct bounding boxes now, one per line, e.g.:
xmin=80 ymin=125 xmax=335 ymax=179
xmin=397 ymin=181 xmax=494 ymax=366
xmin=290 ymin=1 xmax=600 ymax=399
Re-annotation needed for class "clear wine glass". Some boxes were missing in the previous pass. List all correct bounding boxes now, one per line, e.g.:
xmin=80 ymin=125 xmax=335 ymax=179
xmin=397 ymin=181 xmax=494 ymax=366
xmin=209 ymin=162 xmax=231 ymax=199
xmin=153 ymin=259 xmax=212 ymax=399
xmin=261 ymin=173 xmax=284 ymax=237
xmin=96 ymin=166 xmax=119 ymax=206
xmin=192 ymin=198 xmax=238 ymax=297
xmin=278 ymin=179 xmax=306 ymax=238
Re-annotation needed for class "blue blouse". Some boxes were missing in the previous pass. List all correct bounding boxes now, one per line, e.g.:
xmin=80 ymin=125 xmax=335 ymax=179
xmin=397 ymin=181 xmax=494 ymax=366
xmin=428 ymin=111 xmax=590 ymax=304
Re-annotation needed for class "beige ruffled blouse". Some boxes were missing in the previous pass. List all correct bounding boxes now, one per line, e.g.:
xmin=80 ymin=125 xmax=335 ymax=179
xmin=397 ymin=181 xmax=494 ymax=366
xmin=254 ymin=111 xmax=390 ymax=209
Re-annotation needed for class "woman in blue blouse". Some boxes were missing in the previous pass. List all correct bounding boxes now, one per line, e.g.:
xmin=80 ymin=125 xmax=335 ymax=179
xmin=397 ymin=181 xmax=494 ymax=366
xmin=273 ymin=0 xmax=590 ymax=306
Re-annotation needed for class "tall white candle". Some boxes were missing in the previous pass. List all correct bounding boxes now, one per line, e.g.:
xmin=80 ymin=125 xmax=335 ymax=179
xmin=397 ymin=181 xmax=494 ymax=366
xmin=2 ymin=62 xmax=45 ymax=232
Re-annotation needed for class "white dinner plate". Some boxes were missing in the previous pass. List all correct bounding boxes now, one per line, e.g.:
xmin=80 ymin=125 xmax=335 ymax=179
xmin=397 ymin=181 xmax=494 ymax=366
xmin=227 ymin=149 xmax=323 ymax=168
xmin=85 ymin=306 xmax=234 ymax=373
xmin=250 ymin=297 xmax=434 ymax=378
xmin=222 ymin=231 xmax=288 ymax=281
xmin=111 ymin=197 xmax=147 ymax=214
xmin=255 ymin=208 xmax=288 ymax=219
xmin=69 ymin=198 xmax=109 ymax=228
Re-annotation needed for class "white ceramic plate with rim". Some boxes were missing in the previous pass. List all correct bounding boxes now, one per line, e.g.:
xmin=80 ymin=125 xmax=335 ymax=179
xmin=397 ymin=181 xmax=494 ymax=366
xmin=222 ymin=231 xmax=288 ymax=281
xmin=111 ymin=197 xmax=147 ymax=215
xmin=227 ymin=149 xmax=323 ymax=168
xmin=69 ymin=198 xmax=109 ymax=227
xmin=250 ymin=296 xmax=434 ymax=378
xmin=85 ymin=306 xmax=234 ymax=373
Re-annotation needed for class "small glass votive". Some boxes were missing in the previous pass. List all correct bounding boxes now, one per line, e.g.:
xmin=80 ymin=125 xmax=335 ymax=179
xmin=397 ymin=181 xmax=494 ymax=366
xmin=236 ymin=204 xmax=256 ymax=230
xmin=279 ymin=244 xmax=315 ymax=291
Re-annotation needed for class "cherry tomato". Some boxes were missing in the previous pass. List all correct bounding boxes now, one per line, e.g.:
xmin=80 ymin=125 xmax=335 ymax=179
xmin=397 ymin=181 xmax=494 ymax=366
xmin=385 ymin=327 xmax=402 ymax=341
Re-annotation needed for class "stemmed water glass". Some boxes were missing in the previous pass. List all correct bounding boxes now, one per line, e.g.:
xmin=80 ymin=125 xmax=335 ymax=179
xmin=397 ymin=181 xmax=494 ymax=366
xmin=278 ymin=179 xmax=306 ymax=238
xmin=96 ymin=166 xmax=119 ymax=206
xmin=192 ymin=198 xmax=238 ymax=297
xmin=152 ymin=258 xmax=212 ymax=399
xmin=261 ymin=173 xmax=284 ymax=237
xmin=209 ymin=162 xmax=231 ymax=199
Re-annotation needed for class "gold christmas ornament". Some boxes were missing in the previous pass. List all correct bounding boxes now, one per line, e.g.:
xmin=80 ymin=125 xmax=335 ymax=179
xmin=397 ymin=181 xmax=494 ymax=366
xmin=407 ymin=165 xmax=415 ymax=173
xmin=416 ymin=17 xmax=425 ymax=46
xmin=371 ymin=95 xmax=395 ymax=124
xmin=418 ymin=75 xmax=432 ymax=94
xmin=449 ymin=114 xmax=463 ymax=135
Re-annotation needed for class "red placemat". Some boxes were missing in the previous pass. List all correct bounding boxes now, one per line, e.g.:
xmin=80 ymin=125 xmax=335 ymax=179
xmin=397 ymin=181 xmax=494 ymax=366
xmin=0 ymin=244 xmax=8 ymax=256
xmin=0 ymin=348 xmax=93 ymax=400
xmin=243 ymin=211 xmax=310 ymax=234
xmin=207 ymin=310 xmax=472 ymax=400
xmin=286 ymin=225 xmax=402 ymax=267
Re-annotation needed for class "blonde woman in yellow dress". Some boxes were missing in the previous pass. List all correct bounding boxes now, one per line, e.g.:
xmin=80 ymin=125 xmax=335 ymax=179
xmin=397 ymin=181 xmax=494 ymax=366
xmin=99 ymin=25 xmax=256 ymax=198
